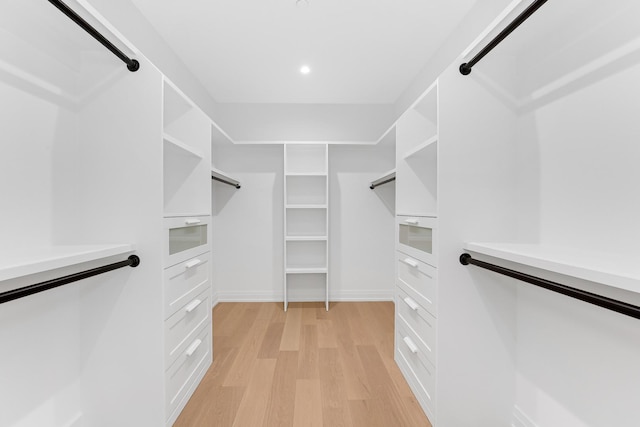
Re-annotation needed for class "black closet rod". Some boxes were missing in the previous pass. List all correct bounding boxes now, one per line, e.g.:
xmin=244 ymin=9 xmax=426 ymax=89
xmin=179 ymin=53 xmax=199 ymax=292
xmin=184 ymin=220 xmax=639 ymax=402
xmin=459 ymin=253 xmax=640 ymax=320
xmin=0 ymin=255 xmax=140 ymax=305
xmin=212 ymin=176 xmax=241 ymax=189
xmin=370 ymin=176 xmax=396 ymax=190
xmin=459 ymin=0 xmax=548 ymax=75
xmin=47 ymin=0 xmax=140 ymax=72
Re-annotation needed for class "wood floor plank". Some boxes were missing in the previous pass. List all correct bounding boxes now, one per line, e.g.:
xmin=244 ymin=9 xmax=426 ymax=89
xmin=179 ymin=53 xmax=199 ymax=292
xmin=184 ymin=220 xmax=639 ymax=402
xmin=317 ymin=319 xmax=338 ymax=348
xmin=174 ymin=385 xmax=245 ymax=427
xmin=332 ymin=304 xmax=371 ymax=400
xmin=292 ymin=379 xmax=323 ymax=427
xmin=232 ymin=358 xmax=277 ymax=427
xmin=357 ymin=344 xmax=430 ymax=426
xmin=263 ymin=351 xmax=299 ymax=427
xmin=223 ymin=314 xmax=270 ymax=387
xmin=258 ymin=322 xmax=285 ymax=359
xmin=297 ymin=324 xmax=319 ymax=379
xmin=280 ymin=306 xmax=302 ymax=351
xmin=318 ymin=348 xmax=353 ymax=427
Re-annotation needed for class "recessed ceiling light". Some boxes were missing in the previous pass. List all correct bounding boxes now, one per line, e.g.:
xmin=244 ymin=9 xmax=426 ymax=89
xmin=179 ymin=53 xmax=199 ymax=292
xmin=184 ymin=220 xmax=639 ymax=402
xmin=300 ymin=65 xmax=311 ymax=75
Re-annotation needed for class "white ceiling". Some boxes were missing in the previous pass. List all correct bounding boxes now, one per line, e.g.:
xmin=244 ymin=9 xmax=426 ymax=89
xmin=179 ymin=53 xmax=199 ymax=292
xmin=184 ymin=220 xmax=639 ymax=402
xmin=130 ymin=0 xmax=477 ymax=104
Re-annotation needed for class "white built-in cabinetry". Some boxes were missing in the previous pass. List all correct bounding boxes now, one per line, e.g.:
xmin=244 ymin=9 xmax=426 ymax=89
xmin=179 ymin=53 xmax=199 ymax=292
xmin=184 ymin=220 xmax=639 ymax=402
xmin=394 ymin=81 xmax=439 ymax=421
xmin=393 ymin=0 xmax=640 ymax=426
xmin=162 ymin=80 xmax=213 ymax=425
xmin=0 ymin=2 xmax=215 ymax=425
xmin=283 ymin=144 xmax=329 ymax=311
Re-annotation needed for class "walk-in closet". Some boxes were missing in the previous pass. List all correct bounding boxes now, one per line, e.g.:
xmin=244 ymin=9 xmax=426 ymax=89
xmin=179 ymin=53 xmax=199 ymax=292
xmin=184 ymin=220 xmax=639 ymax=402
xmin=1 ymin=0 xmax=639 ymax=426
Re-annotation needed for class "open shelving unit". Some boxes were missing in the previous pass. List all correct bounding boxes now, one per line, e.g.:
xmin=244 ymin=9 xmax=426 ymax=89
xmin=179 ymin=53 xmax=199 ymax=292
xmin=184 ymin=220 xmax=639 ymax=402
xmin=396 ymin=82 xmax=438 ymax=217
xmin=163 ymin=80 xmax=211 ymax=217
xmin=283 ymin=144 xmax=329 ymax=311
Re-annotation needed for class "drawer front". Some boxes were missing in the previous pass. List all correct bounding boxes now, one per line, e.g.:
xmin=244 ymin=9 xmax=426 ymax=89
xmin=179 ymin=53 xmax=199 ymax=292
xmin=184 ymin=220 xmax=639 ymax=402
xmin=395 ymin=344 xmax=435 ymax=422
xmin=164 ymin=252 xmax=210 ymax=319
xmin=396 ymin=287 xmax=436 ymax=363
xmin=396 ymin=216 xmax=437 ymax=267
xmin=166 ymin=326 xmax=211 ymax=416
xmin=396 ymin=320 xmax=436 ymax=413
xmin=165 ymin=291 xmax=210 ymax=369
xmin=396 ymin=252 xmax=437 ymax=317
xmin=164 ymin=216 xmax=210 ymax=267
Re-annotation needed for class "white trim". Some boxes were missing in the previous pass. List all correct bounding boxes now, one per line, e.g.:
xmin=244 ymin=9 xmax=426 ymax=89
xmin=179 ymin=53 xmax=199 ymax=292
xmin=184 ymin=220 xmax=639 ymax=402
xmin=215 ymin=290 xmax=394 ymax=303
xmin=233 ymin=140 xmax=378 ymax=146
xmin=512 ymin=406 xmax=539 ymax=427
xmin=211 ymin=291 xmax=221 ymax=309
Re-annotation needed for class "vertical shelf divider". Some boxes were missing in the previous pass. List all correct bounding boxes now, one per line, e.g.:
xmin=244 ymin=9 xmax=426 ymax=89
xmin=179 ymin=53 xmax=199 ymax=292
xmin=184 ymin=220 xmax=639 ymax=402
xmin=283 ymin=143 xmax=329 ymax=311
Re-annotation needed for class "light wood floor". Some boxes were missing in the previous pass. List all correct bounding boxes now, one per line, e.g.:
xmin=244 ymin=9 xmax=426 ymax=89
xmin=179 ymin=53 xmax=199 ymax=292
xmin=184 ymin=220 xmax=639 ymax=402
xmin=175 ymin=301 xmax=432 ymax=427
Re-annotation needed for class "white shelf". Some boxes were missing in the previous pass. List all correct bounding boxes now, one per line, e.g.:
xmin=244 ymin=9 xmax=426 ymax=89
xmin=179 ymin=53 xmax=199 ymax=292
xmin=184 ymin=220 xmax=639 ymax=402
xmin=285 ymin=204 xmax=327 ymax=209
xmin=286 ymin=267 xmax=328 ymax=274
xmin=211 ymin=167 xmax=240 ymax=188
xmin=464 ymin=242 xmax=640 ymax=294
xmin=286 ymin=172 xmax=327 ymax=177
xmin=0 ymin=244 xmax=135 ymax=283
xmin=403 ymin=135 xmax=438 ymax=159
xmin=370 ymin=169 xmax=396 ymax=189
xmin=163 ymin=133 xmax=203 ymax=159
xmin=286 ymin=236 xmax=328 ymax=241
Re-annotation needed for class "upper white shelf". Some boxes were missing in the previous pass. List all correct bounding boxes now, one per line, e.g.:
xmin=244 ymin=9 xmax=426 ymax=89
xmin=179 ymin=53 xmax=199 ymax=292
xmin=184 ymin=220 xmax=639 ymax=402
xmin=286 ymin=172 xmax=327 ymax=177
xmin=211 ymin=167 xmax=240 ymax=189
xmin=0 ymin=244 xmax=135 ymax=283
xmin=285 ymin=204 xmax=327 ymax=209
xmin=163 ymin=133 xmax=203 ymax=159
xmin=403 ymin=135 xmax=438 ymax=160
xmin=464 ymin=242 xmax=640 ymax=294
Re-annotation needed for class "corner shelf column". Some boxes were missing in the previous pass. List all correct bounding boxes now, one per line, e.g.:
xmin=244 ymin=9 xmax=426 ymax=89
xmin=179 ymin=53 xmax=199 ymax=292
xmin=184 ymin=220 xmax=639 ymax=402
xmin=283 ymin=144 xmax=329 ymax=311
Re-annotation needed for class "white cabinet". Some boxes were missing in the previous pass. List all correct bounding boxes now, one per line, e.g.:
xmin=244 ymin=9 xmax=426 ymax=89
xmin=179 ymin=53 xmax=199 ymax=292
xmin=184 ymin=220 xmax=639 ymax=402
xmin=283 ymin=144 xmax=329 ymax=311
xmin=162 ymin=80 xmax=212 ymax=425
xmin=394 ymin=82 xmax=439 ymax=424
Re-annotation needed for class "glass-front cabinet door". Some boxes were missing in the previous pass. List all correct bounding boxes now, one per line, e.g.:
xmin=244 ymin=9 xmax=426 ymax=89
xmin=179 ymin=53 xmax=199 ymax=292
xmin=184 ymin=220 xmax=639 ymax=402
xmin=397 ymin=216 xmax=437 ymax=267
xmin=164 ymin=216 xmax=210 ymax=267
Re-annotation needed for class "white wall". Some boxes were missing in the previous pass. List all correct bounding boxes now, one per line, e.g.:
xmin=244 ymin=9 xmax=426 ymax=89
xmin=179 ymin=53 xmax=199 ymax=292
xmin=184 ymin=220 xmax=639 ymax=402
xmin=439 ymin=0 xmax=640 ymax=425
xmin=513 ymin=33 xmax=640 ymax=427
xmin=395 ymin=0 xmax=514 ymax=118
xmin=211 ymin=143 xmax=395 ymax=304
xmin=211 ymin=144 xmax=284 ymax=303
xmin=329 ymin=145 xmax=396 ymax=300
xmin=212 ymin=103 xmax=395 ymax=142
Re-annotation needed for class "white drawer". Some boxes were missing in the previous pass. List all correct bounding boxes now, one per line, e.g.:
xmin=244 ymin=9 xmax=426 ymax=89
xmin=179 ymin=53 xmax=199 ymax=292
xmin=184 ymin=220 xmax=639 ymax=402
xmin=396 ymin=321 xmax=436 ymax=415
xmin=166 ymin=326 xmax=211 ymax=416
xmin=396 ymin=287 xmax=436 ymax=364
xmin=396 ymin=216 xmax=437 ymax=267
xmin=165 ymin=291 xmax=210 ymax=369
xmin=396 ymin=252 xmax=437 ymax=317
xmin=164 ymin=216 xmax=210 ymax=268
xmin=164 ymin=252 xmax=210 ymax=319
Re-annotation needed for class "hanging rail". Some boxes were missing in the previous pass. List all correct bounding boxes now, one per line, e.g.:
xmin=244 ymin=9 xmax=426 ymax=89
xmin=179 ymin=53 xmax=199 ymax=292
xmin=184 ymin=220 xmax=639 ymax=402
xmin=0 ymin=255 xmax=140 ymax=305
xmin=459 ymin=0 xmax=548 ymax=75
xmin=459 ymin=253 xmax=640 ymax=320
xmin=212 ymin=175 xmax=241 ymax=189
xmin=47 ymin=0 xmax=140 ymax=72
xmin=370 ymin=176 xmax=396 ymax=190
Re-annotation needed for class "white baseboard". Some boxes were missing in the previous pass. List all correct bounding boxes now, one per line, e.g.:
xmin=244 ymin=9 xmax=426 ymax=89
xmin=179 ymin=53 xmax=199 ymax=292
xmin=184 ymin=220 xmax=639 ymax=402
xmin=512 ymin=406 xmax=539 ymax=427
xmin=211 ymin=291 xmax=220 ymax=308
xmin=215 ymin=289 xmax=394 ymax=303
